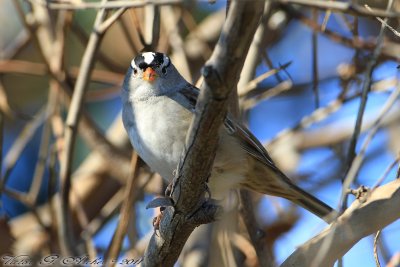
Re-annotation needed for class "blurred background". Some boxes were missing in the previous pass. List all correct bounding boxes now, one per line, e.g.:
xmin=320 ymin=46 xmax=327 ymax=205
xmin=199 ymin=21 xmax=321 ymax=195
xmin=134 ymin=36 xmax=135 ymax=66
xmin=0 ymin=0 xmax=399 ymax=266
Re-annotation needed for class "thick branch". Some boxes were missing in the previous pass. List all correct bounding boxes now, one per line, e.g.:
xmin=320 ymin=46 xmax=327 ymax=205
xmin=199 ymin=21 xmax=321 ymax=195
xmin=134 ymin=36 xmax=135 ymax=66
xmin=281 ymin=179 xmax=400 ymax=267
xmin=142 ymin=1 xmax=264 ymax=266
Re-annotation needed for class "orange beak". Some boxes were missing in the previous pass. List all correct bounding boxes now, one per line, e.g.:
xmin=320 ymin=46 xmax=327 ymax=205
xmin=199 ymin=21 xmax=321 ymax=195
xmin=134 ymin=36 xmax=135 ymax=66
xmin=142 ymin=67 xmax=157 ymax=82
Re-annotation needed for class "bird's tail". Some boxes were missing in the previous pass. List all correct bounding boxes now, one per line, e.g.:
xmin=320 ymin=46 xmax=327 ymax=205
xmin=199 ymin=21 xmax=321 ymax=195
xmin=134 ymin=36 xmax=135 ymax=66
xmin=244 ymin=166 xmax=337 ymax=224
xmin=287 ymin=183 xmax=337 ymax=224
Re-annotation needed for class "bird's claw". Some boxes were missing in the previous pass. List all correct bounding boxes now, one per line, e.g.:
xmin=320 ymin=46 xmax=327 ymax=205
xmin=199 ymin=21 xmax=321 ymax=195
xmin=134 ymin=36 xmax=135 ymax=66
xmin=152 ymin=207 xmax=165 ymax=235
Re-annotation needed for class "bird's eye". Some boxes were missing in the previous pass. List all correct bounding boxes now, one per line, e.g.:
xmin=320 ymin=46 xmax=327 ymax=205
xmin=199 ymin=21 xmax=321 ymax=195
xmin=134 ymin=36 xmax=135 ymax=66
xmin=162 ymin=67 xmax=167 ymax=74
xmin=133 ymin=68 xmax=138 ymax=75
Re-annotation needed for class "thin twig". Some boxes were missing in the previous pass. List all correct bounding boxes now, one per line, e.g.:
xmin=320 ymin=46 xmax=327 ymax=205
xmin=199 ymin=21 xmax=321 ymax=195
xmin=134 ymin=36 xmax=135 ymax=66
xmin=341 ymin=0 xmax=395 ymax=209
xmin=8 ymin=22 xmax=134 ymax=185
xmin=162 ymin=6 xmax=192 ymax=81
xmin=341 ymin=83 xmax=399 ymax=195
xmin=0 ymin=80 xmax=12 ymax=119
xmin=238 ymin=62 xmax=292 ymax=98
xmin=365 ymin=5 xmax=400 ymax=37
xmin=262 ymin=52 xmax=284 ymax=83
xmin=58 ymin=0 xmax=109 ymax=255
xmin=372 ymin=156 xmax=400 ymax=190
xmin=311 ymin=8 xmax=320 ymax=109
xmin=29 ymin=0 xmax=182 ymax=10
xmin=27 ymin=84 xmax=58 ymax=205
xmin=239 ymin=190 xmax=274 ymax=267
xmin=141 ymin=4 xmax=160 ymax=50
xmin=0 ymin=60 xmax=124 ymax=88
xmin=241 ymin=80 xmax=292 ymax=111
xmin=0 ymin=30 xmax=31 ymax=60
xmin=280 ymin=0 xmax=400 ymax=18
xmin=105 ymin=153 xmax=140 ymax=266
xmin=97 ymin=7 xmax=128 ymax=34
xmin=321 ymin=9 xmax=331 ymax=31
xmin=344 ymin=0 xmax=393 ymax=175
xmin=72 ymin=190 xmax=98 ymax=261
xmin=82 ymin=189 xmax=125 ymax=239
xmin=282 ymin=5 xmax=400 ymax=61
xmin=70 ymin=23 xmax=127 ymax=73
xmin=1 ymin=107 xmax=47 ymax=186
xmin=374 ymin=230 xmax=382 ymax=267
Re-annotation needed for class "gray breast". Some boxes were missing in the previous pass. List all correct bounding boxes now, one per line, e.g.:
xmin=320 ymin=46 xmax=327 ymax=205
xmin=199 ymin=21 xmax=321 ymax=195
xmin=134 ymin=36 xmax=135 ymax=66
xmin=123 ymin=95 xmax=191 ymax=181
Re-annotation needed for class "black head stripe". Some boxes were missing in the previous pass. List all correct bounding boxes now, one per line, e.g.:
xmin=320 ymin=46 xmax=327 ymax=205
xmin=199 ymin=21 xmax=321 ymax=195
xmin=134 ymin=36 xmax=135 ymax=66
xmin=138 ymin=62 xmax=148 ymax=70
xmin=134 ymin=54 xmax=145 ymax=69
xmin=133 ymin=52 xmax=170 ymax=70
xmin=152 ymin=52 xmax=164 ymax=67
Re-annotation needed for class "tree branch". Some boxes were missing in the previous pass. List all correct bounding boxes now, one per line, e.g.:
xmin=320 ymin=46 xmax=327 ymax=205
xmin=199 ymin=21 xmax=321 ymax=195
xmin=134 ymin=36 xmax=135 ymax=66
xmin=142 ymin=1 xmax=264 ymax=266
xmin=281 ymin=179 xmax=400 ymax=267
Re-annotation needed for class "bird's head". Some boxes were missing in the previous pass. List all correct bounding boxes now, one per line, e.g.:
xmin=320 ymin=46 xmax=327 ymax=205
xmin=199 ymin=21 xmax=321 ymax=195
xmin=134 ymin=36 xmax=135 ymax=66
xmin=122 ymin=52 xmax=187 ymax=101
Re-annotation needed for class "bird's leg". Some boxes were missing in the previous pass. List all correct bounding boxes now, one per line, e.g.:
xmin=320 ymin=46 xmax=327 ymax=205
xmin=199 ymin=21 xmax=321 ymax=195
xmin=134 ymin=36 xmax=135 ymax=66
xmin=146 ymin=176 xmax=175 ymax=233
xmin=152 ymin=206 xmax=165 ymax=235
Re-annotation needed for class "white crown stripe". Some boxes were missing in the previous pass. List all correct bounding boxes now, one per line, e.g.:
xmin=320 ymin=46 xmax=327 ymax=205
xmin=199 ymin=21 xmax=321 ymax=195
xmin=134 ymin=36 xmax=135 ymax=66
xmin=143 ymin=52 xmax=156 ymax=64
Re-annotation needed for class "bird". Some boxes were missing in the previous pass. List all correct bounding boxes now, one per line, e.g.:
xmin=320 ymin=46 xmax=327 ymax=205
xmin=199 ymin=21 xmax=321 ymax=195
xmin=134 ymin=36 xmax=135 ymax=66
xmin=121 ymin=51 xmax=335 ymax=223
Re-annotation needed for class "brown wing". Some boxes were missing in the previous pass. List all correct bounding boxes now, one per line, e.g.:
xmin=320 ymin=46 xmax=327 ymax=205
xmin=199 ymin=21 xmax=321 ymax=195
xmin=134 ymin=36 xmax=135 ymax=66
xmin=177 ymin=83 xmax=279 ymax=171
xmin=223 ymin=117 xmax=277 ymax=168
xmin=176 ymin=83 xmax=335 ymax=222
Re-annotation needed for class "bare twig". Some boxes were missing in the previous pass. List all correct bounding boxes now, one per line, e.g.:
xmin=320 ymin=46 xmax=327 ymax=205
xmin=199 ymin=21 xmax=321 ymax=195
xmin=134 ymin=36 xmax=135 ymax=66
xmin=58 ymin=0 xmax=109 ymax=255
xmin=162 ymin=6 xmax=192 ymax=82
xmin=374 ymin=230 xmax=382 ymax=267
xmin=344 ymin=0 xmax=393 ymax=180
xmin=238 ymin=62 xmax=292 ymax=98
xmin=0 ymin=30 xmax=30 ymax=60
xmin=372 ymin=156 xmax=400 ymax=189
xmin=27 ymin=84 xmax=58 ymax=205
xmin=0 ymin=80 xmax=13 ymax=118
xmin=237 ymin=1 xmax=271 ymax=96
xmin=105 ymin=153 xmax=141 ymax=266
xmin=241 ymin=80 xmax=292 ymax=111
xmin=281 ymin=5 xmax=400 ymax=61
xmin=365 ymin=4 xmax=400 ymax=37
xmin=280 ymin=0 xmax=400 ymax=18
xmin=311 ymin=8 xmax=320 ymax=109
xmin=239 ymin=190 xmax=274 ymax=267
xmin=72 ymin=190 xmax=98 ymax=261
xmin=342 ymin=0 xmax=395 ymax=208
xmin=97 ymin=7 xmax=128 ymax=34
xmin=1 ymin=107 xmax=47 ymax=186
xmin=14 ymin=0 xmax=131 ymax=181
xmin=70 ymin=23 xmax=127 ymax=73
xmin=29 ymin=0 xmax=182 ymax=10
xmin=141 ymin=3 xmax=160 ymax=50
xmin=342 ymin=84 xmax=400 ymax=205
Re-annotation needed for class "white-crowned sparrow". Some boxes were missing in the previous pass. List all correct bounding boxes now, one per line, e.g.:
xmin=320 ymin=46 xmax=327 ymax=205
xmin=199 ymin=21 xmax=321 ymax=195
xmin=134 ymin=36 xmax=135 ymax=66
xmin=121 ymin=52 xmax=334 ymax=222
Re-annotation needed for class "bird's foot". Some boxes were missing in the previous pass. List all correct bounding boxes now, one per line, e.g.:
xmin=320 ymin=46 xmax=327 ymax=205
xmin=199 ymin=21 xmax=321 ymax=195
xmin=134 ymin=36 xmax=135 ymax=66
xmin=152 ymin=207 xmax=165 ymax=235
